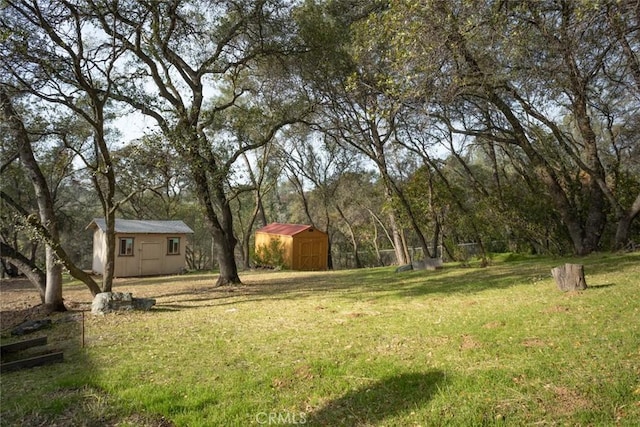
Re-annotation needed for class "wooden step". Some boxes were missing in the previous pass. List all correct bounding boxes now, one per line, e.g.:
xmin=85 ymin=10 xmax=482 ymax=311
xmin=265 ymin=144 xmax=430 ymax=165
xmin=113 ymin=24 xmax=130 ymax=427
xmin=1 ymin=352 xmax=64 ymax=372
xmin=1 ymin=336 xmax=48 ymax=355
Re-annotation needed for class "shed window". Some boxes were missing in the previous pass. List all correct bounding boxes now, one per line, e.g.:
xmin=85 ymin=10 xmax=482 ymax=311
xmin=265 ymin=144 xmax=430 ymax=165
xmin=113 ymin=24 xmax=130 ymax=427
xmin=119 ymin=238 xmax=134 ymax=256
xmin=167 ymin=237 xmax=180 ymax=255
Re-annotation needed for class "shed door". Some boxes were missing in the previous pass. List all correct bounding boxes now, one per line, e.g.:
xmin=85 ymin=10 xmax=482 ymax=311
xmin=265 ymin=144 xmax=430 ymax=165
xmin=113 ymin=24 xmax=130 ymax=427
xmin=299 ymin=239 xmax=321 ymax=270
xmin=140 ymin=242 xmax=161 ymax=276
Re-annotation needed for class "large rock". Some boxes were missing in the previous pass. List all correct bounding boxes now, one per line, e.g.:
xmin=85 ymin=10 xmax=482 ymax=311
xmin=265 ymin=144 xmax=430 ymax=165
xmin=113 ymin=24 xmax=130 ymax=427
xmin=413 ymin=258 xmax=443 ymax=271
xmin=91 ymin=292 xmax=133 ymax=314
xmin=11 ymin=319 xmax=52 ymax=336
xmin=395 ymin=264 xmax=413 ymax=273
xmin=133 ymin=297 xmax=157 ymax=311
xmin=91 ymin=292 xmax=156 ymax=315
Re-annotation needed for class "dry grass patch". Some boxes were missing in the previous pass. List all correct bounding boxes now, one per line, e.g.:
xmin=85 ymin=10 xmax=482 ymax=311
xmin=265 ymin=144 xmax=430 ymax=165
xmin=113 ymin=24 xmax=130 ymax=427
xmin=544 ymin=384 xmax=594 ymax=417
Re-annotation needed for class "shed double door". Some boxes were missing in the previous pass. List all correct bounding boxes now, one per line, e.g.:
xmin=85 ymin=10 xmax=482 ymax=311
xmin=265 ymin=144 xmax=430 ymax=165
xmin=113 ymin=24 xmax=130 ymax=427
xmin=297 ymin=239 xmax=322 ymax=270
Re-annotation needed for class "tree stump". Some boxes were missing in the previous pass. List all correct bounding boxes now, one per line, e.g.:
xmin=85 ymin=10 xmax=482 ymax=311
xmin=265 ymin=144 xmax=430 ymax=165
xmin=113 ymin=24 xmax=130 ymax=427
xmin=551 ymin=263 xmax=587 ymax=291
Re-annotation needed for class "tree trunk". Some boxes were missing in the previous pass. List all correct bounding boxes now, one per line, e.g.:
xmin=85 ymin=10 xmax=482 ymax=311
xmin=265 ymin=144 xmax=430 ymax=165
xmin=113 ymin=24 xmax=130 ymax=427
xmin=28 ymin=219 xmax=102 ymax=296
xmin=337 ymin=205 xmax=362 ymax=268
xmin=344 ymin=217 xmax=362 ymax=268
xmin=371 ymin=216 xmax=383 ymax=266
xmin=573 ymin=87 xmax=607 ymax=254
xmin=551 ymin=264 xmax=588 ymax=292
xmin=389 ymin=212 xmax=409 ymax=265
xmin=352 ymin=241 xmax=362 ymax=269
xmin=441 ymin=238 xmax=456 ymax=262
xmin=187 ymin=146 xmax=242 ymax=286
xmin=379 ymin=170 xmax=429 ymax=263
xmin=2 ymin=90 xmax=65 ymax=311
xmin=0 ymin=241 xmax=46 ymax=302
xmin=44 ymin=247 xmax=65 ymax=311
xmin=431 ymin=219 xmax=441 ymax=258
xmin=614 ymin=193 xmax=640 ymax=250
xmin=240 ymin=151 xmax=269 ymax=271
xmin=46 ymin=231 xmax=101 ymax=296
xmin=214 ymin=177 xmax=242 ymax=285
xmin=241 ymin=219 xmax=252 ymax=271
xmin=582 ymin=180 xmax=607 ymax=254
xmin=214 ymin=227 xmax=241 ymax=286
xmin=88 ymin=99 xmax=117 ymax=294
xmin=369 ymin=209 xmax=393 ymax=266
xmin=614 ymin=216 xmax=633 ymax=251
xmin=391 ymin=182 xmax=433 ymax=260
xmin=475 ymin=237 xmax=489 ymax=267
xmin=240 ymin=241 xmax=250 ymax=271
xmin=382 ymin=181 xmax=409 ymax=264
xmin=101 ymin=208 xmax=116 ymax=293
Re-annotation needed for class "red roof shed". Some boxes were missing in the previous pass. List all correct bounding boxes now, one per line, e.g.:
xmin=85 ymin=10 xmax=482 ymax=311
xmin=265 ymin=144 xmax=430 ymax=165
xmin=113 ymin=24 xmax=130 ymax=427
xmin=255 ymin=223 xmax=328 ymax=271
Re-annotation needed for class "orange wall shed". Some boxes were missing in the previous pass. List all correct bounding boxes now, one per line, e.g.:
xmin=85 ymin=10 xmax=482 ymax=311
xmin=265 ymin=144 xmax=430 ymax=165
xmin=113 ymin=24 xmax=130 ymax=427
xmin=255 ymin=223 xmax=329 ymax=271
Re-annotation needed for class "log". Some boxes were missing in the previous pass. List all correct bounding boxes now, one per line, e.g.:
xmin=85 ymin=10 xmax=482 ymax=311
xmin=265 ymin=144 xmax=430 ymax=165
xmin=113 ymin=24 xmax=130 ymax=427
xmin=1 ymin=336 xmax=47 ymax=355
xmin=551 ymin=263 xmax=588 ymax=291
xmin=0 ymin=352 xmax=63 ymax=372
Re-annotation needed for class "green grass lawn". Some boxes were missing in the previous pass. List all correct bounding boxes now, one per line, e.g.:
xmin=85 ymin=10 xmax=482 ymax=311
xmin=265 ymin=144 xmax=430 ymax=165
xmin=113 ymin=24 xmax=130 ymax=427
xmin=1 ymin=253 xmax=639 ymax=426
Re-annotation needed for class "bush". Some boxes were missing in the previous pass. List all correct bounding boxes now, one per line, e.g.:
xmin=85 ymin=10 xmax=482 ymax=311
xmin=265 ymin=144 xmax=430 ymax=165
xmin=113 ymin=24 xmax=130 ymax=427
xmin=253 ymin=238 xmax=286 ymax=269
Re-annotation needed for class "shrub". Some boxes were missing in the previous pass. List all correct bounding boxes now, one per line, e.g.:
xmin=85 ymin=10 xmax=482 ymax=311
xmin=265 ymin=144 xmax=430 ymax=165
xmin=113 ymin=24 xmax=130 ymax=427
xmin=253 ymin=238 xmax=286 ymax=269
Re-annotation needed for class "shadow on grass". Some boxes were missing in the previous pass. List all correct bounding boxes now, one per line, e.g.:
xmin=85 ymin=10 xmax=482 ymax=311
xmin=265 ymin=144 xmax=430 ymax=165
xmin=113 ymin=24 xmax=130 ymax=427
xmin=1 ymin=310 xmax=108 ymax=425
xmin=0 ymin=307 xmax=172 ymax=426
xmin=128 ymin=252 xmax=640 ymax=311
xmin=574 ymin=252 xmax=640 ymax=275
xmin=306 ymin=370 xmax=446 ymax=426
xmin=146 ymin=265 xmax=546 ymax=312
xmin=587 ymin=283 xmax=616 ymax=289
xmin=238 ymin=264 xmax=543 ymax=301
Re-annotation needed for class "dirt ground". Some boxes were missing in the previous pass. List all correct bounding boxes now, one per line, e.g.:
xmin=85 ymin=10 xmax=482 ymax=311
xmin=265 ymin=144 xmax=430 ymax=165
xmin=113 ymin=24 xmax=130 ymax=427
xmin=1 ymin=271 xmax=307 ymax=334
xmin=0 ymin=278 xmax=92 ymax=334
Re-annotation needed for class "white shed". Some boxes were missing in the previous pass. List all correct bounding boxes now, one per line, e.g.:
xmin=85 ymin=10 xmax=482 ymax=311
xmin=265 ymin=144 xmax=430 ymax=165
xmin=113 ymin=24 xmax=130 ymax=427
xmin=88 ymin=218 xmax=194 ymax=277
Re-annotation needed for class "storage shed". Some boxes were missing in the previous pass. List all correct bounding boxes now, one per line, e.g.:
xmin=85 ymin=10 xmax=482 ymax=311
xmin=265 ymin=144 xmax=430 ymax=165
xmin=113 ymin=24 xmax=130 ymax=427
xmin=255 ymin=223 xmax=328 ymax=271
xmin=88 ymin=218 xmax=194 ymax=277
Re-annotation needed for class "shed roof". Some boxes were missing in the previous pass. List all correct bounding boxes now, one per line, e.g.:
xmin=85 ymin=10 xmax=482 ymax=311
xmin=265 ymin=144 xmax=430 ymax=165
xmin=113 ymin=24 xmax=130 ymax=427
xmin=256 ymin=223 xmax=321 ymax=236
xmin=88 ymin=218 xmax=194 ymax=234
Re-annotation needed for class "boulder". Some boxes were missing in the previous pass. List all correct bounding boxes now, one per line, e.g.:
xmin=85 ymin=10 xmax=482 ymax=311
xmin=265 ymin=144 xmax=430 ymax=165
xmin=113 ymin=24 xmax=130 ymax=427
xmin=132 ymin=297 xmax=157 ymax=311
xmin=91 ymin=292 xmax=133 ymax=314
xmin=11 ymin=319 xmax=52 ymax=336
xmin=413 ymin=258 xmax=443 ymax=271
xmin=395 ymin=264 xmax=413 ymax=273
xmin=91 ymin=292 xmax=156 ymax=315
